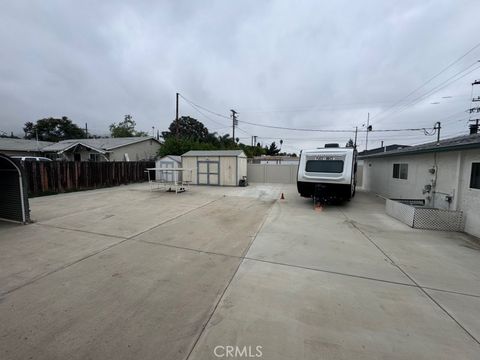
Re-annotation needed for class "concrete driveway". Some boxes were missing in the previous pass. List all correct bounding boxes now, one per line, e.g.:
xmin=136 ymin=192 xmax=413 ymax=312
xmin=0 ymin=183 xmax=479 ymax=359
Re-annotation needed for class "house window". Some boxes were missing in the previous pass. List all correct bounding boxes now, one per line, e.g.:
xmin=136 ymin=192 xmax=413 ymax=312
xmin=393 ymin=163 xmax=408 ymax=180
xmin=89 ymin=153 xmax=101 ymax=161
xmin=470 ymin=162 xmax=480 ymax=189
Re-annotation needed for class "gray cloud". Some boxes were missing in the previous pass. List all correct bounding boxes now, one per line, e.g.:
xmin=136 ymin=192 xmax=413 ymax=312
xmin=1 ymin=0 xmax=479 ymax=152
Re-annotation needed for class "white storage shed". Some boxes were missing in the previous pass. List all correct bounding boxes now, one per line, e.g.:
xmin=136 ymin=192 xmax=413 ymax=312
xmin=155 ymin=155 xmax=182 ymax=182
xmin=181 ymin=150 xmax=247 ymax=186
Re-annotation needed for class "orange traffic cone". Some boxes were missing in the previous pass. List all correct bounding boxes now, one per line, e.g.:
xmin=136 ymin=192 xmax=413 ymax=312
xmin=280 ymin=193 xmax=285 ymax=200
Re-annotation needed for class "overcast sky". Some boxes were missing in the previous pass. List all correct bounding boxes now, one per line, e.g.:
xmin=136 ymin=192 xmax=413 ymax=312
xmin=1 ymin=0 xmax=480 ymax=153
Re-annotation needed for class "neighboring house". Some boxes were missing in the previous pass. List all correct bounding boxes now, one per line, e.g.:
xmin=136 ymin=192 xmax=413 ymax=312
xmin=250 ymin=155 xmax=299 ymax=165
xmin=41 ymin=137 xmax=161 ymax=161
xmin=0 ymin=138 xmax=53 ymax=157
xmin=360 ymin=133 xmax=480 ymax=238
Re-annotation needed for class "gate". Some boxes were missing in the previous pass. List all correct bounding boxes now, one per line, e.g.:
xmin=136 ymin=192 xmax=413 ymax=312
xmin=197 ymin=160 xmax=220 ymax=185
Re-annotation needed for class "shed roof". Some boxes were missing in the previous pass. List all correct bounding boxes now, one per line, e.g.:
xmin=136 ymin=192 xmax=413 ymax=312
xmin=42 ymin=137 xmax=159 ymax=152
xmin=158 ymin=155 xmax=181 ymax=162
xmin=0 ymin=138 xmax=54 ymax=152
xmin=182 ymin=150 xmax=246 ymax=157
xmin=359 ymin=133 xmax=480 ymax=159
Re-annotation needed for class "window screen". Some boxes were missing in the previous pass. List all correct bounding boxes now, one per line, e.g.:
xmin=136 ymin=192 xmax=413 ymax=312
xmin=470 ymin=162 xmax=480 ymax=189
xmin=393 ymin=163 xmax=408 ymax=179
xmin=306 ymin=160 xmax=344 ymax=173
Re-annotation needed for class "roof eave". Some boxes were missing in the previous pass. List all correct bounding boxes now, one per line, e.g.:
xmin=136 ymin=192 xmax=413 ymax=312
xmin=106 ymin=137 xmax=160 ymax=150
xmin=359 ymin=143 xmax=480 ymax=159
xmin=57 ymin=142 xmax=107 ymax=154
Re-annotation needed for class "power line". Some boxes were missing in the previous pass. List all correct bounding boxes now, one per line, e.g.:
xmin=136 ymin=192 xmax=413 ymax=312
xmin=399 ymin=63 xmax=480 ymax=109
xmin=237 ymin=120 xmax=355 ymax=132
xmin=370 ymin=40 xmax=480 ymax=122
xmin=179 ymin=94 xmax=230 ymax=119
xmin=238 ymin=119 xmax=435 ymax=134
xmin=181 ymin=98 xmax=229 ymax=128
xmin=374 ymin=61 xmax=480 ymax=124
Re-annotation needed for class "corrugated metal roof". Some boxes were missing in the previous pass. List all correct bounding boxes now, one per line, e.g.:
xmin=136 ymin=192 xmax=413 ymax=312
xmin=41 ymin=137 xmax=159 ymax=152
xmin=0 ymin=138 xmax=54 ymax=152
xmin=359 ymin=133 xmax=480 ymax=159
xmin=182 ymin=150 xmax=246 ymax=157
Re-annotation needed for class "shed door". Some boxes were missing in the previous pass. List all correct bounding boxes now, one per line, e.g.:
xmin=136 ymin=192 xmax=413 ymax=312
xmin=157 ymin=161 xmax=174 ymax=182
xmin=197 ymin=160 xmax=220 ymax=185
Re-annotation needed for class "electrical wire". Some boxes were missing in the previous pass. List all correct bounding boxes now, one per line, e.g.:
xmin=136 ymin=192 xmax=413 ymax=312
xmin=373 ymin=61 xmax=480 ymax=124
xmin=370 ymin=40 xmax=480 ymax=122
xmin=181 ymin=98 xmax=229 ymax=129
xmin=179 ymin=94 xmax=231 ymax=119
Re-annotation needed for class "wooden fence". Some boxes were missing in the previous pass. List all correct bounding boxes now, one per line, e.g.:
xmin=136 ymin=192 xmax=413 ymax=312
xmin=23 ymin=161 xmax=155 ymax=197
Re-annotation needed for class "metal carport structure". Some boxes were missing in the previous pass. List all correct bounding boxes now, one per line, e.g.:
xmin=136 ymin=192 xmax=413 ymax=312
xmin=0 ymin=153 xmax=30 ymax=223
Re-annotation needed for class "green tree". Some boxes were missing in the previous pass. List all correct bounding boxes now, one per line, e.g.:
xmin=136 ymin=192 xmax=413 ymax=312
xmin=345 ymin=138 xmax=354 ymax=147
xmin=265 ymin=141 xmax=280 ymax=156
xmin=161 ymin=116 xmax=209 ymax=141
xmin=110 ymin=115 xmax=148 ymax=137
xmin=158 ymin=117 xmax=272 ymax=158
xmin=24 ymin=117 xmax=85 ymax=142
xmin=158 ymin=137 xmax=217 ymax=157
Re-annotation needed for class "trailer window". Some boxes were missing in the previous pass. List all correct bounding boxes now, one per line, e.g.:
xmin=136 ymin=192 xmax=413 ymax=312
xmin=306 ymin=160 xmax=344 ymax=173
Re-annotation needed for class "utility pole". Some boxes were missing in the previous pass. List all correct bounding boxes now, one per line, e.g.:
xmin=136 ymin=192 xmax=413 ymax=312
xmin=435 ymin=121 xmax=441 ymax=144
xmin=253 ymin=135 xmax=257 ymax=146
xmin=230 ymin=109 xmax=238 ymax=142
xmin=354 ymin=126 xmax=358 ymax=149
xmin=85 ymin=123 xmax=88 ymax=138
xmin=176 ymin=92 xmax=179 ymax=138
xmin=469 ymin=79 xmax=480 ymax=134
xmin=364 ymin=113 xmax=372 ymax=150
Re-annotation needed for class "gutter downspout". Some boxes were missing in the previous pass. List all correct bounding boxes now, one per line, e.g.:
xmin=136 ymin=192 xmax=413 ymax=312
xmin=453 ymin=151 xmax=463 ymax=211
xmin=431 ymin=153 xmax=438 ymax=208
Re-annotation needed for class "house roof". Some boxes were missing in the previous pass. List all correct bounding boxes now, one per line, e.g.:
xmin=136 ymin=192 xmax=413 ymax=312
xmin=42 ymin=137 xmax=160 ymax=153
xmin=358 ymin=144 xmax=410 ymax=157
xmin=358 ymin=133 xmax=480 ymax=159
xmin=0 ymin=138 xmax=54 ymax=152
xmin=182 ymin=150 xmax=246 ymax=157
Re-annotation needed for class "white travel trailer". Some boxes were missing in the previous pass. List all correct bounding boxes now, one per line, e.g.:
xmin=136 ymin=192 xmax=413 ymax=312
xmin=297 ymin=144 xmax=357 ymax=202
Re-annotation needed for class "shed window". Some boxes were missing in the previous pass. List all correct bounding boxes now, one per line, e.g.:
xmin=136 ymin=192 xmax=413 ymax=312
xmin=306 ymin=160 xmax=344 ymax=173
xmin=470 ymin=162 xmax=480 ymax=189
xmin=393 ymin=163 xmax=408 ymax=180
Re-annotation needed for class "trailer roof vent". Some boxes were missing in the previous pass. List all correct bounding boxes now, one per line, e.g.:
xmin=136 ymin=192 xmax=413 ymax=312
xmin=325 ymin=143 xmax=340 ymax=148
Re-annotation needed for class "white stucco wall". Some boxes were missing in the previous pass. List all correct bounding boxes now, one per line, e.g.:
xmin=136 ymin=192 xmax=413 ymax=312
xmin=362 ymin=149 xmax=480 ymax=238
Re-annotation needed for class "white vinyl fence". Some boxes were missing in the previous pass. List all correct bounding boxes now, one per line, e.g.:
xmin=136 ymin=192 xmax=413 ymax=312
xmin=247 ymin=163 xmax=364 ymax=186
xmin=247 ymin=164 xmax=298 ymax=184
